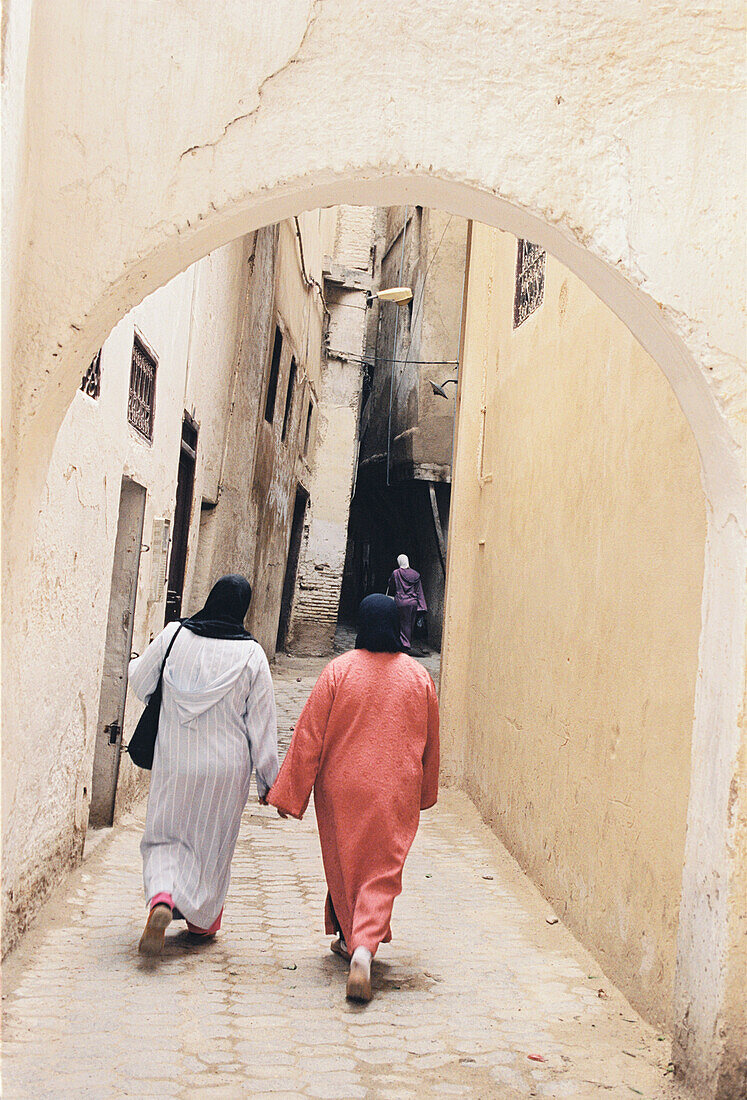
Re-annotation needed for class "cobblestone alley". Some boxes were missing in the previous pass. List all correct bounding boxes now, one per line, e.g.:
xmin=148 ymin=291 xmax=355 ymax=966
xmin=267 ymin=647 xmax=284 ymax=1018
xmin=3 ymin=654 xmax=687 ymax=1100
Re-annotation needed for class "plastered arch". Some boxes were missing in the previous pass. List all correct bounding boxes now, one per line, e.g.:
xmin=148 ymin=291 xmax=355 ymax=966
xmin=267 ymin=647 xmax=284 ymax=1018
xmin=3 ymin=2 xmax=744 ymax=1092
xmin=11 ymin=171 xmax=744 ymax=532
xmin=10 ymin=166 xmax=746 ymax=1098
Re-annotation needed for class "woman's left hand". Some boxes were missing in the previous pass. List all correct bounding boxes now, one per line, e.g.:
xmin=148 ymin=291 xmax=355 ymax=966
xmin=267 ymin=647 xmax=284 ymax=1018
xmin=258 ymin=793 xmax=287 ymax=818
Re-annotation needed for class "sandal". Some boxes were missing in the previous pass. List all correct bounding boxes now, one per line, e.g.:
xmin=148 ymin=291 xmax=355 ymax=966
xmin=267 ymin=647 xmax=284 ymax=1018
xmin=330 ymin=937 xmax=351 ymax=961
xmin=138 ymin=903 xmax=172 ymax=956
xmin=346 ymin=958 xmax=372 ymax=1003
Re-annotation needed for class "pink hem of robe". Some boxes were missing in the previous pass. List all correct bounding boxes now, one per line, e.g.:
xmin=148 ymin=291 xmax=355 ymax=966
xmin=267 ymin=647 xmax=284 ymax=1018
xmin=267 ymin=648 xmax=439 ymax=956
xmin=148 ymin=891 xmax=223 ymax=934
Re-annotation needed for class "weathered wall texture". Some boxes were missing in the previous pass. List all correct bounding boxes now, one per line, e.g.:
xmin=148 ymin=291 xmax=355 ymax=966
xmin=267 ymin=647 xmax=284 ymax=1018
xmin=2 ymin=242 xmax=247 ymax=948
xmin=346 ymin=207 xmax=467 ymax=645
xmin=285 ymin=206 xmax=376 ymax=655
xmin=717 ymin=731 xmax=747 ymax=1100
xmin=3 ymin=3 xmax=744 ymax=1092
xmin=441 ymin=222 xmax=707 ymax=1031
xmin=250 ymin=214 xmax=327 ymax=652
xmin=1 ymin=209 xmax=333 ymax=952
xmin=189 ymin=213 xmax=332 ymax=656
xmin=360 ymin=207 xmax=465 ymax=478
xmin=187 ymin=229 xmax=275 ymax=617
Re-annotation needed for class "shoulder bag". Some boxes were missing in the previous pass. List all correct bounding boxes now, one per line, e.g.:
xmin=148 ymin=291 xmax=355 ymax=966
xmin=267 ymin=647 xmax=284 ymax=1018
xmin=127 ymin=624 xmax=183 ymax=770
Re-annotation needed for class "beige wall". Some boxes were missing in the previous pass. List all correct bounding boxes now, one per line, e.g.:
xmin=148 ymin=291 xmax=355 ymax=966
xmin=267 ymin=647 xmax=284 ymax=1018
xmin=187 ymin=213 xmax=333 ymax=655
xmin=243 ymin=214 xmax=328 ymax=653
xmin=441 ymin=222 xmax=706 ymax=1031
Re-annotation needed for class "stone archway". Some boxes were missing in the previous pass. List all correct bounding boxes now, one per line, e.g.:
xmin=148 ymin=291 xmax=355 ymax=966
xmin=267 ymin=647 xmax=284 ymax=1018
xmin=3 ymin=3 xmax=744 ymax=1094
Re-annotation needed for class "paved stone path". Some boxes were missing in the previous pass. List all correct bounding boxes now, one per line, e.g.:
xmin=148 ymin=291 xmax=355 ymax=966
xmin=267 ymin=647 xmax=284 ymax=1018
xmin=3 ymin=654 xmax=687 ymax=1099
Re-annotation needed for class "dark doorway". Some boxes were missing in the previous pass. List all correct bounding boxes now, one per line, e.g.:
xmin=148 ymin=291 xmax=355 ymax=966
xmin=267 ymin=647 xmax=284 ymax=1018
xmin=89 ymin=477 xmax=146 ymax=827
xmin=276 ymin=485 xmax=309 ymax=651
xmin=165 ymin=414 xmax=198 ymax=623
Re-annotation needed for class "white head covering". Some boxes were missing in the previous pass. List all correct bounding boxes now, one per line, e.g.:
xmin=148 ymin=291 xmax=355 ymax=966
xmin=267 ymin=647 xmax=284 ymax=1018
xmin=397 ymin=554 xmax=410 ymax=569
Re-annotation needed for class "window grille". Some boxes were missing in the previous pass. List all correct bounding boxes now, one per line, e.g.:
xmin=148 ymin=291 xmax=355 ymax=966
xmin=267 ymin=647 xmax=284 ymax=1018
xmin=281 ymin=357 xmax=297 ymax=442
xmin=128 ymin=335 xmax=157 ymax=441
xmin=80 ymin=349 xmax=102 ymax=399
xmin=513 ymin=239 xmax=546 ymax=328
xmin=264 ymin=326 xmax=283 ymax=423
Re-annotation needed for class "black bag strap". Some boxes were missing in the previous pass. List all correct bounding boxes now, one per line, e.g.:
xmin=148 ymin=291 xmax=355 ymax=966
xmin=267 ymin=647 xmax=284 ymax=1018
xmin=156 ymin=623 xmax=183 ymax=690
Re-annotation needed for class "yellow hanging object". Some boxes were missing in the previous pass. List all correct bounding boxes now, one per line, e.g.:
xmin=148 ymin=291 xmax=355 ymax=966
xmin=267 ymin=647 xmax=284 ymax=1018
xmin=376 ymin=286 xmax=413 ymax=304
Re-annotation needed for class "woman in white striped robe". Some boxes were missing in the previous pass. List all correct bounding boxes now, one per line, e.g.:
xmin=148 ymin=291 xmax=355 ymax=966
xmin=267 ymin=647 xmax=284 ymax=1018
xmin=129 ymin=575 xmax=279 ymax=955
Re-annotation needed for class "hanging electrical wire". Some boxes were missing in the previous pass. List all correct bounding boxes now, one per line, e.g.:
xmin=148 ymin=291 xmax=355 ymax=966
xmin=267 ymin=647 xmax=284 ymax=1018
xmin=386 ymin=206 xmax=409 ymax=486
xmin=390 ymin=214 xmax=457 ymax=407
xmin=293 ymin=215 xmax=329 ymax=319
xmin=326 ymin=350 xmax=459 ymax=366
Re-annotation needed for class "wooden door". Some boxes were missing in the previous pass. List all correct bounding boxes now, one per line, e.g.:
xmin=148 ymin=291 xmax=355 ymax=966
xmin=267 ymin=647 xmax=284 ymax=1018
xmin=89 ymin=477 xmax=146 ymax=827
xmin=165 ymin=416 xmax=198 ymax=623
xmin=276 ymin=486 xmax=309 ymax=651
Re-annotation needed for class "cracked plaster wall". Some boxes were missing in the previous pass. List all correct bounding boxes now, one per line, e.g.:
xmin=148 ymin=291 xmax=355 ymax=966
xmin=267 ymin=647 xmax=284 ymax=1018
xmin=2 ymin=242 xmax=250 ymax=951
xmin=2 ymin=3 xmax=745 ymax=1093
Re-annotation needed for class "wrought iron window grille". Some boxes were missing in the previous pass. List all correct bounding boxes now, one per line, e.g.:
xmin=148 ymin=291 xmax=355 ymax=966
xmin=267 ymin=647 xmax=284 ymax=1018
xmin=80 ymin=349 xmax=102 ymax=399
xmin=513 ymin=239 xmax=546 ymax=328
xmin=128 ymin=335 xmax=157 ymax=442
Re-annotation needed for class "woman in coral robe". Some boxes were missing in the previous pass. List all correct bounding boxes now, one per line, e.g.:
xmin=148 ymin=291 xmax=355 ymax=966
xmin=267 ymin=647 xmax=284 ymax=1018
xmin=266 ymin=594 xmax=439 ymax=1003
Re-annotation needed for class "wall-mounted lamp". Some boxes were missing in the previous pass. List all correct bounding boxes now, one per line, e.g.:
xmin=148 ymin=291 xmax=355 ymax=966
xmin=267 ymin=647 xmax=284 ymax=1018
xmin=367 ymin=286 xmax=413 ymax=306
xmin=429 ymin=377 xmax=458 ymax=399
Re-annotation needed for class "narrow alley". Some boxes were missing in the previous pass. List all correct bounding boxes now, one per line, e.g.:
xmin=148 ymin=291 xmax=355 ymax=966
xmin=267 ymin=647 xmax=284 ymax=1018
xmin=3 ymin=652 xmax=685 ymax=1100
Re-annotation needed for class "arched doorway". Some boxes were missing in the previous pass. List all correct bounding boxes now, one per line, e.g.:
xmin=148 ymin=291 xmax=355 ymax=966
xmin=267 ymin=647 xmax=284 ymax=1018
xmin=4 ymin=5 xmax=743 ymax=1092
xmin=6 ymin=178 xmax=744 ymax=1098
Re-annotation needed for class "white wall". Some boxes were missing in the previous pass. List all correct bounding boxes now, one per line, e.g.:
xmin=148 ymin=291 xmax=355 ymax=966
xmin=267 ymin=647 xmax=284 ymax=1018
xmin=2 ymin=240 xmax=248 ymax=950
xmin=1 ymin=0 xmax=35 ymax=489
xmin=179 ymin=238 xmax=249 ymax=613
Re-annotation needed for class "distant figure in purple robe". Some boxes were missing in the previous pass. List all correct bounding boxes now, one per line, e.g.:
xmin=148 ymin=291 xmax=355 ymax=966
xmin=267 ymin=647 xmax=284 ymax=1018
xmin=387 ymin=554 xmax=427 ymax=650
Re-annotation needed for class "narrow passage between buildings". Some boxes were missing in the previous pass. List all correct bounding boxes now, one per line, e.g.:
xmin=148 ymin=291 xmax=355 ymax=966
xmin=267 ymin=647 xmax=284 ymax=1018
xmin=3 ymin=654 xmax=687 ymax=1100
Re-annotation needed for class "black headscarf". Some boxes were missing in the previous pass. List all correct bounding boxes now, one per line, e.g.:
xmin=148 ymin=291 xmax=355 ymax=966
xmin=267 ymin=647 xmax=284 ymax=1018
xmin=355 ymin=594 xmax=402 ymax=653
xmin=182 ymin=574 xmax=256 ymax=640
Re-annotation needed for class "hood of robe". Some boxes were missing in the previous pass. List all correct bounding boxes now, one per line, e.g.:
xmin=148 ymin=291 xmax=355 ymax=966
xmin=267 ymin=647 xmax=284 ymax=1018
xmin=163 ymin=651 xmax=253 ymax=724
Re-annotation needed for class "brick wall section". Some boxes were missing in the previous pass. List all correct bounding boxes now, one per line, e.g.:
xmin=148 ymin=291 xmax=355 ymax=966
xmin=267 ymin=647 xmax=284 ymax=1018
xmin=289 ymin=557 xmax=344 ymax=650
